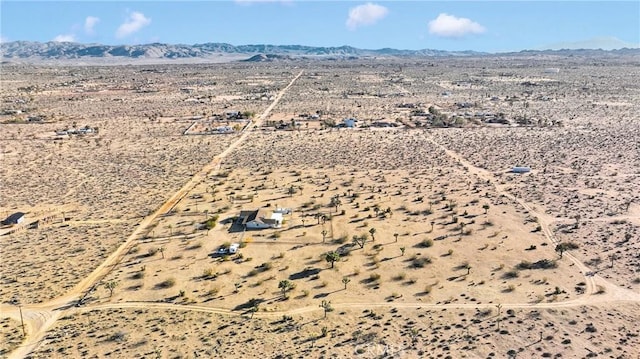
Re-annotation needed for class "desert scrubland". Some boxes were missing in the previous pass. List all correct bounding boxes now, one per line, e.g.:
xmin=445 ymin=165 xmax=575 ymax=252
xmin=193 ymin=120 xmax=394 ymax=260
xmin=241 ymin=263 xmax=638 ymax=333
xmin=1 ymin=56 xmax=639 ymax=358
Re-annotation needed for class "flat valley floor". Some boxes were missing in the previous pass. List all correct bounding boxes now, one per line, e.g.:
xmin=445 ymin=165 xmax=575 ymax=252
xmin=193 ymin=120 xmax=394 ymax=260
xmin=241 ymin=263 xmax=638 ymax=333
xmin=1 ymin=56 xmax=639 ymax=358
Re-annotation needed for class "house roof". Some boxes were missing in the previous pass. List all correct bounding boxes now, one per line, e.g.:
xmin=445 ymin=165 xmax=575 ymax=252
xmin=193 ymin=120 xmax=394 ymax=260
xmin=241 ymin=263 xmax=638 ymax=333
xmin=2 ymin=212 xmax=25 ymax=225
xmin=239 ymin=209 xmax=278 ymax=225
xmin=239 ymin=209 xmax=259 ymax=225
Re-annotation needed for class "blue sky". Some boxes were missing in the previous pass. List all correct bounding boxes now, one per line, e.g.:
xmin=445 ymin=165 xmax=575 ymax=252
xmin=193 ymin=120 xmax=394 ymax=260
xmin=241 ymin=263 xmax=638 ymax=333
xmin=1 ymin=1 xmax=638 ymax=52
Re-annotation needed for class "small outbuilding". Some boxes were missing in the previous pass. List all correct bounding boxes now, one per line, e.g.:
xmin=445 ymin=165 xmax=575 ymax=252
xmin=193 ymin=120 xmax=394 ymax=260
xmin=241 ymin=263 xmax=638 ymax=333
xmin=2 ymin=212 xmax=25 ymax=226
xmin=511 ymin=166 xmax=531 ymax=174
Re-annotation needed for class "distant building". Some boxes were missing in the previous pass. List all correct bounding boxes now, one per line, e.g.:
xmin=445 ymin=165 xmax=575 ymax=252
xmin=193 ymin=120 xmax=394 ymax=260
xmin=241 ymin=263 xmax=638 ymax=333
xmin=2 ymin=212 xmax=25 ymax=226
xmin=214 ymin=126 xmax=234 ymax=134
xmin=343 ymin=118 xmax=357 ymax=128
xmin=511 ymin=166 xmax=531 ymax=173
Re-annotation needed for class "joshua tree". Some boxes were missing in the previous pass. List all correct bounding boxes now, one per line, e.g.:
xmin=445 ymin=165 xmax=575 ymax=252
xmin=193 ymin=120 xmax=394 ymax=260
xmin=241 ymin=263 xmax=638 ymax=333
xmin=325 ymin=251 xmax=340 ymax=268
xmin=400 ymin=247 xmax=406 ymax=256
xmin=104 ymin=280 xmax=119 ymax=297
xmin=330 ymin=196 xmax=342 ymax=212
xmin=368 ymin=227 xmax=377 ymax=241
xmin=409 ymin=328 xmax=419 ymax=345
xmin=341 ymin=276 xmax=350 ymax=290
xmin=483 ymin=204 xmax=490 ymax=214
xmin=459 ymin=222 xmax=466 ymax=235
xmin=609 ymin=254 xmax=618 ymax=268
xmin=430 ymin=221 xmax=435 ymax=232
xmin=353 ymin=233 xmax=369 ymax=249
xmin=321 ymin=229 xmax=328 ymax=243
xmin=250 ymin=304 xmax=259 ymax=319
xmin=278 ymin=280 xmax=294 ymax=298
xmin=320 ymin=300 xmax=333 ymax=318
xmin=158 ymin=246 xmax=165 ymax=259
xmin=394 ymin=233 xmax=399 ymax=242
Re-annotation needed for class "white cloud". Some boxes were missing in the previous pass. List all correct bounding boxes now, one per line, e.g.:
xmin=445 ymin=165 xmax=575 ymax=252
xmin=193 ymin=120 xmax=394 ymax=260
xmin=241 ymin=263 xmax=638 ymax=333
xmin=53 ymin=34 xmax=76 ymax=42
xmin=116 ymin=11 xmax=151 ymax=39
xmin=428 ymin=13 xmax=485 ymax=38
xmin=346 ymin=3 xmax=388 ymax=30
xmin=0 ymin=35 xmax=8 ymax=43
xmin=84 ymin=16 xmax=100 ymax=35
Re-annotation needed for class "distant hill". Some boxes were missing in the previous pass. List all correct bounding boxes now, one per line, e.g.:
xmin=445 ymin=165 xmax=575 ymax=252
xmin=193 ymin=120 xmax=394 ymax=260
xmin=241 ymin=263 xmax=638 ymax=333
xmin=1 ymin=41 xmax=638 ymax=63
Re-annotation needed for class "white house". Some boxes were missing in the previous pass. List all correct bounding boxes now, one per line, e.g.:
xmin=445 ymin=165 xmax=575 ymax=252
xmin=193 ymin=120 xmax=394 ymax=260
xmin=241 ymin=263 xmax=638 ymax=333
xmin=214 ymin=126 xmax=234 ymax=134
xmin=343 ymin=118 xmax=357 ymax=128
xmin=239 ymin=209 xmax=283 ymax=229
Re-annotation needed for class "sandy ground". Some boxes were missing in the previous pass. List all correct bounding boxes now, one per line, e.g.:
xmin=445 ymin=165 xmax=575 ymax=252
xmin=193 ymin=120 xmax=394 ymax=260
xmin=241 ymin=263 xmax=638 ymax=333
xmin=22 ymin=304 xmax=640 ymax=359
xmin=1 ymin=57 xmax=639 ymax=358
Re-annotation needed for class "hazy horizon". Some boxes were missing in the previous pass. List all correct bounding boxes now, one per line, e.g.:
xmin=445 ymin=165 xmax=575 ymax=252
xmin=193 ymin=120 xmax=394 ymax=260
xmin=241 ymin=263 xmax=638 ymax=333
xmin=1 ymin=1 xmax=638 ymax=52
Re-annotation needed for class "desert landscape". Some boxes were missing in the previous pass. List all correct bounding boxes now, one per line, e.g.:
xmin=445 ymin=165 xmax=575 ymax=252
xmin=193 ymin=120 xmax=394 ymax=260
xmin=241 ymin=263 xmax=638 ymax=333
xmin=1 ymin=54 xmax=639 ymax=359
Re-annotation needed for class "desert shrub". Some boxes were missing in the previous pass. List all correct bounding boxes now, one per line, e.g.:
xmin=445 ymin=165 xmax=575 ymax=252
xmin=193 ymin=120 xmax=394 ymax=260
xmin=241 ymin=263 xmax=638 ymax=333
xmin=109 ymin=331 xmax=128 ymax=342
xmin=419 ymin=239 xmax=433 ymax=248
xmin=411 ymin=256 xmax=432 ymax=268
xmin=156 ymin=278 xmax=176 ymax=289
xmin=187 ymin=241 xmax=202 ymax=250
xmin=529 ymin=259 xmax=558 ymax=269
xmin=202 ymin=268 xmax=216 ymax=278
xmin=369 ymin=273 xmax=381 ymax=282
xmin=503 ymin=270 xmax=519 ymax=279
xmin=517 ymin=261 xmax=532 ymax=270
xmin=392 ymin=272 xmax=406 ymax=281
xmin=131 ymin=271 xmax=145 ymax=280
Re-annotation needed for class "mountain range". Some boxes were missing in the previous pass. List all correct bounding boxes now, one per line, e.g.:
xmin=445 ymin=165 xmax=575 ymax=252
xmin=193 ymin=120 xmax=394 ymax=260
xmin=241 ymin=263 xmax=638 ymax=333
xmin=1 ymin=41 xmax=638 ymax=63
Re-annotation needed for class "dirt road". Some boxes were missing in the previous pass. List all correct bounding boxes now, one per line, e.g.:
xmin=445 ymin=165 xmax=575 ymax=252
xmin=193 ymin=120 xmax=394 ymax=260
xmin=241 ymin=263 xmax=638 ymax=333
xmin=3 ymin=70 xmax=304 ymax=359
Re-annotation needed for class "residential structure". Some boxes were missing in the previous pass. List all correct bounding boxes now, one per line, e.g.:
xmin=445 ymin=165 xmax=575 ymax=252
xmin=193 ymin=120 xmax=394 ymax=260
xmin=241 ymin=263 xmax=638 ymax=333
xmin=343 ymin=118 xmax=357 ymax=128
xmin=238 ymin=209 xmax=283 ymax=229
xmin=2 ymin=212 xmax=25 ymax=226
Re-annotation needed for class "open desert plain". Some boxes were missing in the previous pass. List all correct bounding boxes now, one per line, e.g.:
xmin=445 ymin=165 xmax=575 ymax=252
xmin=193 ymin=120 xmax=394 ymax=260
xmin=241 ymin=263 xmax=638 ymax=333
xmin=1 ymin=54 xmax=640 ymax=359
